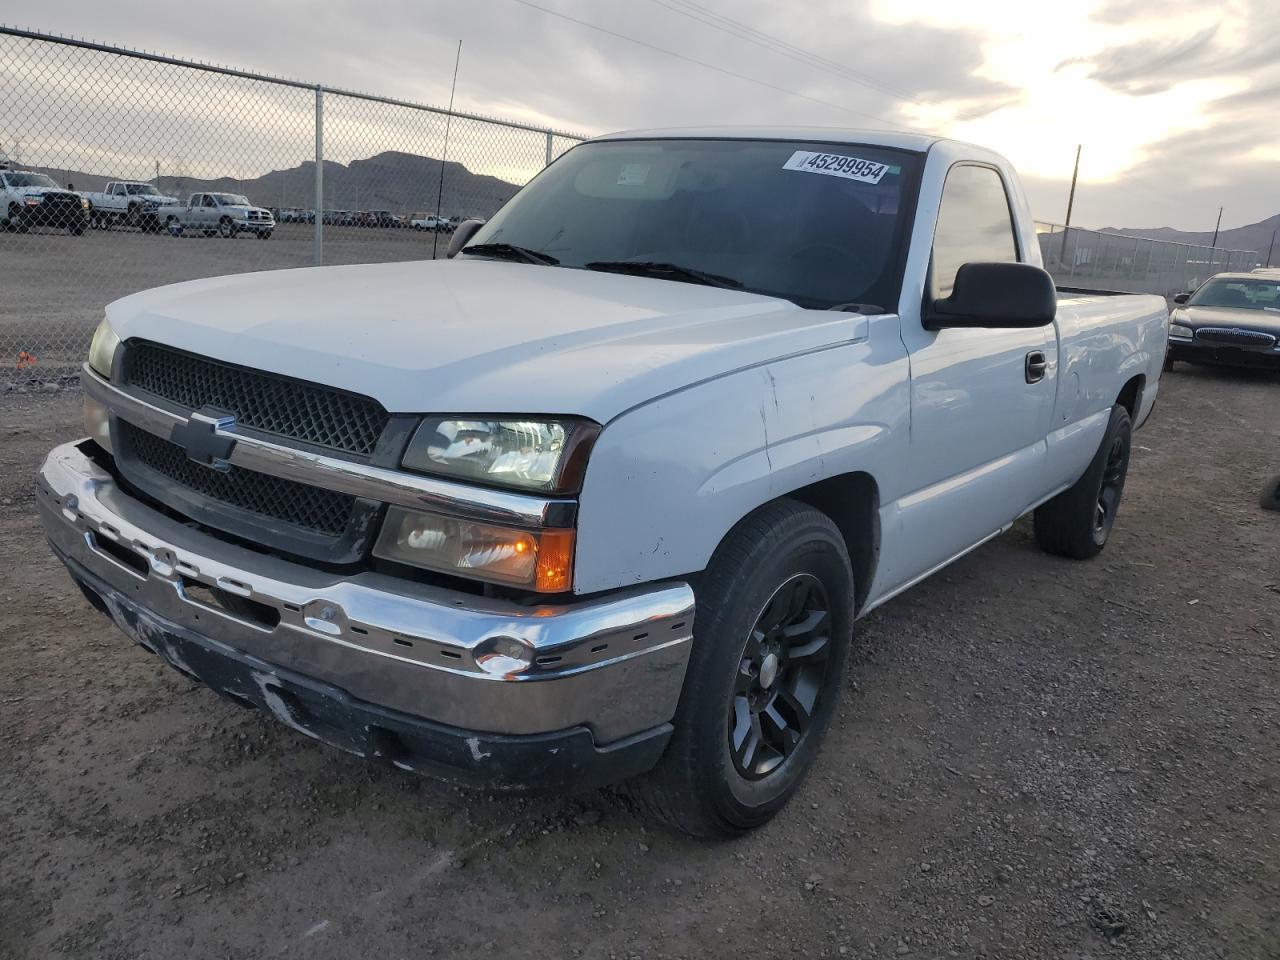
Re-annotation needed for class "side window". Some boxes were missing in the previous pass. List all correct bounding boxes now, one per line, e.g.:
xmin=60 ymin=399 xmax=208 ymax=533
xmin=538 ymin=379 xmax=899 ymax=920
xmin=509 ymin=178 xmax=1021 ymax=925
xmin=931 ymin=165 xmax=1019 ymax=299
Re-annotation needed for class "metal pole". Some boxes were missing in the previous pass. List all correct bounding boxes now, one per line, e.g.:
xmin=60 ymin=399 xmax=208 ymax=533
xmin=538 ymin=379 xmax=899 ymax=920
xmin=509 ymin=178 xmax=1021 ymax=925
xmin=432 ymin=41 xmax=463 ymax=261
xmin=314 ymin=85 xmax=324 ymax=267
xmin=1210 ymin=206 xmax=1222 ymax=250
xmin=1266 ymin=230 xmax=1276 ymax=268
xmin=545 ymin=132 xmax=554 ymax=167
xmin=1060 ymin=144 xmax=1081 ymax=262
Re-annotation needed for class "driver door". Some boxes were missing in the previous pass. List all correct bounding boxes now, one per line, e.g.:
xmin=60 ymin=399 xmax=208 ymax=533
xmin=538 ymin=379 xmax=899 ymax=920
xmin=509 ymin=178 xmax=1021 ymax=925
xmin=893 ymin=163 xmax=1058 ymax=581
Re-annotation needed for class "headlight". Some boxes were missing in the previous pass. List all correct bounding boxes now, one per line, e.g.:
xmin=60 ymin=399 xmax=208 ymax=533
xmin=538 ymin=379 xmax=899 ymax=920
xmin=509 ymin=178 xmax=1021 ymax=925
xmin=80 ymin=197 xmax=90 ymax=208
xmin=402 ymin=417 xmax=599 ymax=493
xmin=1169 ymin=324 xmax=1194 ymax=340
xmin=374 ymin=506 xmax=574 ymax=592
xmin=88 ymin=318 xmax=121 ymax=378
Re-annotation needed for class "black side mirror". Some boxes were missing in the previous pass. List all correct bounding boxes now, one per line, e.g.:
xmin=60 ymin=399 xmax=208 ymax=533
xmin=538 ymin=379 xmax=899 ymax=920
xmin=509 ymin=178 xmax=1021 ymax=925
xmin=1172 ymin=293 xmax=1190 ymax=304
xmin=926 ymin=262 xmax=1057 ymax=330
xmin=446 ymin=219 xmax=485 ymax=258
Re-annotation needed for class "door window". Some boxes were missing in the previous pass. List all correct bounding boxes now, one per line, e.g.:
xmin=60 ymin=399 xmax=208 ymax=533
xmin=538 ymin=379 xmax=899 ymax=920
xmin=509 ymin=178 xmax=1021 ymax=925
xmin=931 ymin=165 xmax=1019 ymax=299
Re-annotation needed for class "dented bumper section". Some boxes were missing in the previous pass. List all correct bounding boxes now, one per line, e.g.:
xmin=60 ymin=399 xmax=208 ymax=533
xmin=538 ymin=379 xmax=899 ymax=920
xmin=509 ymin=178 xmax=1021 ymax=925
xmin=37 ymin=440 xmax=695 ymax=790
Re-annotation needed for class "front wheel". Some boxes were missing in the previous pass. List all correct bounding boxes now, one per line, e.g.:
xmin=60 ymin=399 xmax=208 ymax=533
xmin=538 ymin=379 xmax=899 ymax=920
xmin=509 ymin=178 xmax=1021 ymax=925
xmin=629 ymin=500 xmax=854 ymax=837
xmin=1034 ymin=404 xmax=1132 ymax=559
xmin=218 ymin=217 xmax=235 ymax=239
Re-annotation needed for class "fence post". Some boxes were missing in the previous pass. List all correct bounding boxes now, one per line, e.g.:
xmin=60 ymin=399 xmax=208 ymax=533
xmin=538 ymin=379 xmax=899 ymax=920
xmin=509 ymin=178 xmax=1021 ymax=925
xmin=545 ymin=131 xmax=553 ymax=168
xmin=314 ymin=84 xmax=324 ymax=267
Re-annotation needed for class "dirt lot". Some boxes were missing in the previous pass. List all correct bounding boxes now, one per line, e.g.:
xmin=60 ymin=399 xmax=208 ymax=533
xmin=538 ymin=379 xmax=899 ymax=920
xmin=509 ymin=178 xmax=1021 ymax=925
xmin=1 ymin=364 xmax=1277 ymax=960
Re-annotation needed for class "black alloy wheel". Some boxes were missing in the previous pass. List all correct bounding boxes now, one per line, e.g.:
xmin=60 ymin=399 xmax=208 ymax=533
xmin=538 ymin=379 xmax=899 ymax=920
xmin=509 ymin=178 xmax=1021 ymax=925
xmin=729 ymin=573 xmax=832 ymax=781
xmin=1094 ymin=435 xmax=1127 ymax=538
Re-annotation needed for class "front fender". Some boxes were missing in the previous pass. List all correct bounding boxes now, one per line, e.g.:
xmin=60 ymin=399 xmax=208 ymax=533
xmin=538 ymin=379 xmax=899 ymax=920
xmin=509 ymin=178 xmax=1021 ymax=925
xmin=573 ymin=318 xmax=911 ymax=594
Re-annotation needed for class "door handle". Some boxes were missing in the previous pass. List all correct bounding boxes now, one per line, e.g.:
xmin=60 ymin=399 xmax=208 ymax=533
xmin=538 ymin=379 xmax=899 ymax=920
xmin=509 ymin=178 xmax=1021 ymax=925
xmin=1025 ymin=350 xmax=1048 ymax=384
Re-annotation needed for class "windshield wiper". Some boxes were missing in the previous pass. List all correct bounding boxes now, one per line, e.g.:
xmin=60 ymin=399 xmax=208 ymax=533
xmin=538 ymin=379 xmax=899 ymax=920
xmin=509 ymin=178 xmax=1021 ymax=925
xmin=462 ymin=242 xmax=559 ymax=266
xmin=584 ymin=260 xmax=743 ymax=290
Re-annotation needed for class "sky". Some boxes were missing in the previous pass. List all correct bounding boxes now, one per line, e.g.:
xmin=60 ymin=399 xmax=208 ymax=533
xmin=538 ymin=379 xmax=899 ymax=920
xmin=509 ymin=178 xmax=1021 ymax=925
xmin=7 ymin=0 xmax=1279 ymax=231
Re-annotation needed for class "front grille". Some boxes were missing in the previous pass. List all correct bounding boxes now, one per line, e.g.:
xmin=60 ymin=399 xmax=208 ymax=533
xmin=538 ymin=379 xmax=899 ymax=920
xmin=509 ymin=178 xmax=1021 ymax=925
xmin=122 ymin=422 xmax=356 ymax=536
xmin=124 ymin=341 xmax=389 ymax=458
xmin=1195 ymin=327 xmax=1277 ymax=348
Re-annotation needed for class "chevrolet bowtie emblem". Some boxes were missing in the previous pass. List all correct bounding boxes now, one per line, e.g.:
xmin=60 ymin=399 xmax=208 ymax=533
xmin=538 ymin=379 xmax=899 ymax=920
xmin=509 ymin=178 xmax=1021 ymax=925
xmin=170 ymin=406 xmax=237 ymax=471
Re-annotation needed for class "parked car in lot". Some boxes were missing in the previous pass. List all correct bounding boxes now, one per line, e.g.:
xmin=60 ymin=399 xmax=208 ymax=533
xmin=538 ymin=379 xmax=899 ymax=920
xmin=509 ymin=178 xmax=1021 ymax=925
xmin=81 ymin=181 xmax=178 ymax=232
xmin=42 ymin=128 xmax=1167 ymax=836
xmin=1 ymin=168 xmax=88 ymax=234
xmin=1166 ymin=273 xmax=1280 ymax=370
xmin=367 ymin=210 xmax=405 ymax=228
xmin=157 ymin=192 xmax=274 ymax=239
xmin=410 ymin=212 xmax=452 ymax=232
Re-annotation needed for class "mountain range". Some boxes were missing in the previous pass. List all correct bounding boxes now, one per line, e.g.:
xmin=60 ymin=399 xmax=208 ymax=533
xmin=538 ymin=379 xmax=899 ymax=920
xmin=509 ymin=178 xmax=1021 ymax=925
xmin=41 ymin=151 xmax=524 ymax=219
xmin=1102 ymin=213 xmax=1280 ymax=263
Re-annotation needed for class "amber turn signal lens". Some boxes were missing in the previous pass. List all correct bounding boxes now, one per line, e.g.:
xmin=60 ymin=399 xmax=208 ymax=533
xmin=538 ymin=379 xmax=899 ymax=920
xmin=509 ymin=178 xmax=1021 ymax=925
xmin=534 ymin=528 xmax=575 ymax=593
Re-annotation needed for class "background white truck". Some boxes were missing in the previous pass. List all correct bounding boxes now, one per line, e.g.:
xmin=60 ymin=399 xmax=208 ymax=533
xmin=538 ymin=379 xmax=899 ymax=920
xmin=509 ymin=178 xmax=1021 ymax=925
xmin=40 ymin=127 xmax=1166 ymax=837
xmin=156 ymin=192 xmax=274 ymax=238
xmin=1 ymin=167 xmax=88 ymax=234
xmin=81 ymin=180 xmax=179 ymax=231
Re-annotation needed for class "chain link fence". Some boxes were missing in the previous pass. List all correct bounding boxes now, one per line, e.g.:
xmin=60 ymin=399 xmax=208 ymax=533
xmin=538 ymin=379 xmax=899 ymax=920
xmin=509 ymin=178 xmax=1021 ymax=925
xmin=1035 ymin=221 xmax=1259 ymax=298
xmin=1 ymin=26 xmax=585 ymax=390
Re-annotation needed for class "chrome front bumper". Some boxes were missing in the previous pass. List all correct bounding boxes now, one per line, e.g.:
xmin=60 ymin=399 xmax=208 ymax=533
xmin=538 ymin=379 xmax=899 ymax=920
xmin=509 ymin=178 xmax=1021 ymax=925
xmin=37 ymin=440 xmax=694 ymax=745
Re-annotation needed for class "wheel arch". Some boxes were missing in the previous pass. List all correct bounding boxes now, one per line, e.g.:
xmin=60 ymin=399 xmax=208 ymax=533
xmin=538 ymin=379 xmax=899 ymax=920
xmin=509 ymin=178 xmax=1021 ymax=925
xmin=1116 ymin=374 xmax=1144 ymax=418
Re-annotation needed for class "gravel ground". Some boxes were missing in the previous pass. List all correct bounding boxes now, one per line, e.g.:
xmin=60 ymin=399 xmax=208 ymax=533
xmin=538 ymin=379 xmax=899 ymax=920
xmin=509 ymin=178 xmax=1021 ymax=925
xmin=1 ymin=363 xmax=1277 ymax=960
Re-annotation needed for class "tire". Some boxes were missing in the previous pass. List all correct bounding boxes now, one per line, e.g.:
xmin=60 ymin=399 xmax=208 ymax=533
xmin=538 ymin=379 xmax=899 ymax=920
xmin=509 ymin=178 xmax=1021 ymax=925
xmin=125 ymin=204 xmax=140 ymax=228
xmin=629 ymin=499 xmax=855 ymax=837
xmin=218 ymin=217 xmax=235 ymax=239
xmin=1034 ymin=404 xmax=1132 ymax=560
xmin=1163 ymin=354 xmax=1175 ymax=372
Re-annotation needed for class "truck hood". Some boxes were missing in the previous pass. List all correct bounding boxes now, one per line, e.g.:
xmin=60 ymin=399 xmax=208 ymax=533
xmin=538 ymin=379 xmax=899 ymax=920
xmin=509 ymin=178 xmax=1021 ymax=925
xmin=105 ymin=259 xmax=869 ymax=421
xmin=1178 ymin=305 xmax=1280 ymax=336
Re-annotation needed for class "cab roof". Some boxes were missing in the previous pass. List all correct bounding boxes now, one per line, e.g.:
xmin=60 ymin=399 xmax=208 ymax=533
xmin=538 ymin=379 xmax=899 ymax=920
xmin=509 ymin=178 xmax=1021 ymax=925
xmin=591 ymin=126 xmax=942 ymax=154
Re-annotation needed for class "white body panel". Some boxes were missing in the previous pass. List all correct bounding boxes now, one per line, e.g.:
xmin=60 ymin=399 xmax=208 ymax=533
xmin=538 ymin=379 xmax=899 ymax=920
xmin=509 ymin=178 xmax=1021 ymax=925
xmin=99 ymin=128 xmax=1168 ymax=602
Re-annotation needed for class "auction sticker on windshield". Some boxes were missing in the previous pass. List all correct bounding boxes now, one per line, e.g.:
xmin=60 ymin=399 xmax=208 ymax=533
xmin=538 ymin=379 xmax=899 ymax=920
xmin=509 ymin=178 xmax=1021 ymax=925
xmin=782 ymin=151 xmax=892 ymax=184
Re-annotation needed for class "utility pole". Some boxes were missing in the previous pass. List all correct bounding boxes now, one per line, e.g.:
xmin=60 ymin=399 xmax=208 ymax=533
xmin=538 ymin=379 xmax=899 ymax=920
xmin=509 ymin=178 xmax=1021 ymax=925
xmin=1267 ymin=230 xmax=1276 ymax=268
xmin=1059 ymin=144 xmax=1081 ymax=262
xmin=1210 ymin=206 xmax=1223 ymax=249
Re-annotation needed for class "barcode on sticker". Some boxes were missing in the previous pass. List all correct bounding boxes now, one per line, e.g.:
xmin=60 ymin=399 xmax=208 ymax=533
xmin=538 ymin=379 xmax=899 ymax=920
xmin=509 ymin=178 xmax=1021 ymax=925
xmin=783 ymin=151 xmax=890 ymax=184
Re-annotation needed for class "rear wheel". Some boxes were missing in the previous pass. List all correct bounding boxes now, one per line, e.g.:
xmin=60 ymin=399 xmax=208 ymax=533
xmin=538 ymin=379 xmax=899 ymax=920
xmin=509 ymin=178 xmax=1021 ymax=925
xmin=629 ymin=500 xmax=854 ymax=837
xmin=1034 ymin=404 xmax=1132 ymax=559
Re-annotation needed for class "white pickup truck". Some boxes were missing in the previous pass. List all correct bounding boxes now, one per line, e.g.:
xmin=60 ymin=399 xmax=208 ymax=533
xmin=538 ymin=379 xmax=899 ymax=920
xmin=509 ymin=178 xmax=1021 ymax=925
xmin=40 ymin=128 xmax=1166 ymax=836
xmin=156 ymin=192 xmax=274 ymax=239
xmin=81 ymin=181 xmax=180 ymax=232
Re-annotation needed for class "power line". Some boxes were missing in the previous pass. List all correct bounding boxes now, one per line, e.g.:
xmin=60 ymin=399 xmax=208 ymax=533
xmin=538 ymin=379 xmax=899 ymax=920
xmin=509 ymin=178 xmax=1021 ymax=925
xmin=645 ymin=0 xmax=926 ymax=108
xmin=506 ymin=0 xmax=903 ymax=129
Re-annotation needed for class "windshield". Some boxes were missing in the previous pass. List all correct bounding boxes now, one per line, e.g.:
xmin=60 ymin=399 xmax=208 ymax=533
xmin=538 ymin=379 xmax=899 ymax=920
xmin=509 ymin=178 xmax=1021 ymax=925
xmin=467 ymin=138 xmax=921 ymax=310
xmin=4 ymin=172 xmax=59 ymax=189
xmin=126 ymin=184 xmax=160 ymax=196
xmin=212 ymin=194 xmax=250 ymax=206
xmin=1188 ymin=278 xmax=1280 ymax=312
